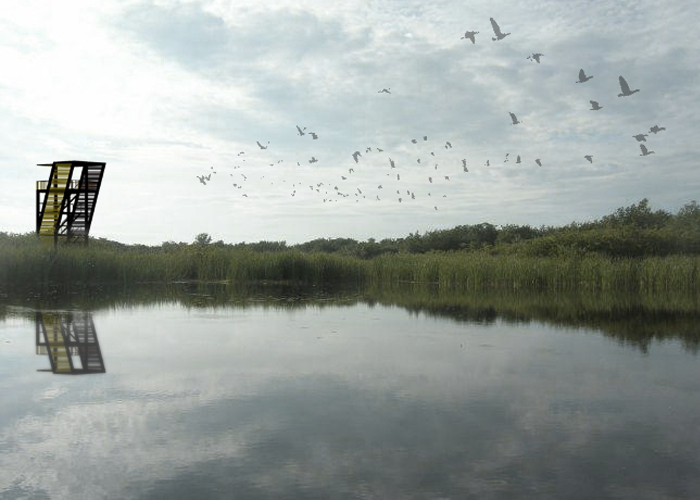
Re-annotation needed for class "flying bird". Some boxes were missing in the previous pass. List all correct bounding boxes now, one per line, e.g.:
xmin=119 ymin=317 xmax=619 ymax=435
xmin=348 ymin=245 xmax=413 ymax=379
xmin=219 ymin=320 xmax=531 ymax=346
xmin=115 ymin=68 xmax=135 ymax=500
xmin=576 ymin=69 xmax=593 ymax=83
xmin=509 ymin=112 xmax=522 ymax=125
xmin=256 ymin=140 xmax=269 ymax=149
xmin=411 ymin=138 xmax=417 ymax=144
xmin=639 ymin=144 xmax=655 ymax=156
xmin=310 ymin=132 xmax=318 ymax=140
xmin=389 ymin=158 xmax=396 ymax=168
xmin=490 ymin=18 xmax=511 ymax=41
xmin=618 ymin=76 xmax=640 ymax=97
xmin=649 ymin=125 xmax=666 ymax=134
xmin=461 ymin=30 xmax=479 ymax=43
xmin=527 ymin=53 xmax=544 ymax=63
xmin=296 ymin=125 xmax=306 ymax=136
xmin=516 ymin=155 xmax=521 ymax=164
xmin=309 ymin=157 xmax=318 ymax=163
xmin=352 ymin=151 xmax=362 ymax=163
xmin=632 ymin=134 xmax=648 ymax=142
xmin=590 ymin=100 xmax=603 ymax=111
xmin=584 ymin=155 xmax=593 ymax=163
xmin=196 ymin=174 xmax=209 ymax=185
xmin=378 ymin=88 xmax=391 ymax=94
xmin=445 ymin=141 xmax=452 ymax=149
xmin=535 ymin=159 xmax=542 ymax=166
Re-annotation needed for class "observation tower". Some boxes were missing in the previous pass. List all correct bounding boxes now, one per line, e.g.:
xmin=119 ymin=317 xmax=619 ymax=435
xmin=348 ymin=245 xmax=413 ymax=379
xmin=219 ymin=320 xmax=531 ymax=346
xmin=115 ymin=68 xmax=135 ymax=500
xmin=35 ymin=160 xmax=106 ymax=245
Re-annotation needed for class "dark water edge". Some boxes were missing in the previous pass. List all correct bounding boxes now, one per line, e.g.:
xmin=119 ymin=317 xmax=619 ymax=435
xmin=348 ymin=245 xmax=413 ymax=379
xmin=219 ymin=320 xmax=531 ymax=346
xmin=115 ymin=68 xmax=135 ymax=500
xmin=2 ymin=281 xmax=698 ymax=354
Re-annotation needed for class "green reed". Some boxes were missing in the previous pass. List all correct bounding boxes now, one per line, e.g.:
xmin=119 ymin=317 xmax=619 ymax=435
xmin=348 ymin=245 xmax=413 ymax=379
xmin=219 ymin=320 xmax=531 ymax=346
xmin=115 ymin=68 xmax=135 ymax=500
xmin=1 ymin=235 xmax=699 ymax=294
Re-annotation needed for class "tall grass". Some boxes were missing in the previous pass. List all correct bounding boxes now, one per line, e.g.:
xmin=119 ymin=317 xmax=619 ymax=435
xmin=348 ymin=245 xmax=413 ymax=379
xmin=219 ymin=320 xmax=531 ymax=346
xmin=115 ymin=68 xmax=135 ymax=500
xmin=1 ymin=235 xmax=699 ymax=294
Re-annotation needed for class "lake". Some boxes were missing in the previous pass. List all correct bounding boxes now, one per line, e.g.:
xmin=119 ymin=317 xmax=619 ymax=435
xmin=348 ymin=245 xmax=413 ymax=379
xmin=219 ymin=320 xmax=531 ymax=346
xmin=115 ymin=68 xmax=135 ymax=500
xmin=1 ymin=284 xmax=699 ymax=499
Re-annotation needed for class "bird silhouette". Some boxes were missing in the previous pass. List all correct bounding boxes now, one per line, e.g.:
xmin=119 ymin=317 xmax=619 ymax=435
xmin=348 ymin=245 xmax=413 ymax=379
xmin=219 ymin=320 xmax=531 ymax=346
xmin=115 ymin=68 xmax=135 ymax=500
xmin=639 ymin=144 xmax=655 ymax=156
xmin=485 ymin=160 xmax=490 ymax=166
xmin=461 ymin=30 xmax=479 ymax=43
xmin=490 ymin=18 xmax=510 ymax=41
xmin=352 ymin=151 xmax=362 ymax=163
xmin=309 ymin=157 xmax=318 ymax=163
xmin=584 ymin=155 xmax=593 ymax=163
xmin=389 ymin=158 xmax=396 ymax=168
xmin=576 ymin=69 xmax=593 ymax=83
xmin=310 ymin=132 xmax=318 ymax=140
xmin=590 ymin=100 xmax=603 ymax=111
xmin=509 ymin=112 xmax=522 ymax=125
xmin=256 ymin=140 xmax=269 ymax=149
xmin=516 ymin=155 xmax=522 ymax=164
xmin=527 ymin=53 xmax=543 ymax=63
xmin=535 ymin=159 xmax=542 ymax=166
xmin=378 ymin=88 xmax=391 ymax=94
xmin=411 ymin=139 xmax=417 ymax=144
xmin=296 ymin=125 xmax=306 ymax=136
xmin=632 ymin=134 xmax=648 ymax=142
xmin=618 ymin=76 xmax=639 ymax=97
xmin=649 ymin=125 xmax=666 ymax=134
xmin=196 ymin=174 xmax=209 ymax=185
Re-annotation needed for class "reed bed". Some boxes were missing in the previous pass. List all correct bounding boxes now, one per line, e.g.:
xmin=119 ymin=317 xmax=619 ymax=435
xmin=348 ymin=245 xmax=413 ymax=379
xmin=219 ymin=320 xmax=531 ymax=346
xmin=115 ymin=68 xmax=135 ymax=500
xmin=1 ymin=236 xmax=699 ymax=294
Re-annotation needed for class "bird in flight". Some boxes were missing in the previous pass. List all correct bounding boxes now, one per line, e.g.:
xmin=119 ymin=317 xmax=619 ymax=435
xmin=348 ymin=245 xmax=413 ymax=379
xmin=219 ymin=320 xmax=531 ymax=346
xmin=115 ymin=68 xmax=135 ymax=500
xmin=576 ymin=69 xmax=593 ymax=83
xmin=256 ymin=140 xmax=269 ymax=149
xmin=632 ymin=134 xmax=648 ymax=142
xmin=490 ymin=18 xmax=511 ymax=41
xmin=584 ymin=155 xmax=593 ymax=163
xmin=389 ymin=158 xmax=396 ymax=168
xmin=590 ymin=100 xmax=603 ymax=111
xmin=527 ymin=53 xmax=544 ymax=63
xmin=461 ymin=30 xmax=479 ymax=43
xmin=310 ymin=132 xmax=319 ymax=140
xmin=516 ymin=156 xmax=521 ymax=164
xmin=196 ymin=174 xmax=210 ymax=185
xmin=618 ymin=76 xmax=640 ymax=97
xmin=535 ymin=159 xmax=542 ymax=167
xmin=352 ymin=151 xmax=362 ymax=163
xmin=649 ymin=125 xmax=666 ymax=134
xmin=509 ymin=112 xmax=522 ymax=125
xmin=639 ymin=144 xmax=655 ymax=156
xmin=296 ymin=125 xmax=306 ymax=136
xmin=411 ymin=139 xmax=417 ymax=144
xmin=309 ymin=157 xmax=318 ymax=163
xmin=378 ymin=88 xmax=391 ymax=94
xmin=445 ymin=141 xmax=452 ymax=149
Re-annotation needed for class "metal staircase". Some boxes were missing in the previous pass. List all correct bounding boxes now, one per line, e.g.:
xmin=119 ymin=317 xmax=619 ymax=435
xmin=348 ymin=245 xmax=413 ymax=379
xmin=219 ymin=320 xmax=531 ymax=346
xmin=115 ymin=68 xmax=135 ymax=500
xmin=36 ymin=161 xmax=106 ymax=244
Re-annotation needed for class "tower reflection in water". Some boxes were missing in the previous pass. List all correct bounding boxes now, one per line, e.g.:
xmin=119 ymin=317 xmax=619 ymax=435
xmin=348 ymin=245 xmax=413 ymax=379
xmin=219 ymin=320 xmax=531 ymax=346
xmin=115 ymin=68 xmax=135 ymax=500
xmin=35 ymin=311 xmax=106 ymax=374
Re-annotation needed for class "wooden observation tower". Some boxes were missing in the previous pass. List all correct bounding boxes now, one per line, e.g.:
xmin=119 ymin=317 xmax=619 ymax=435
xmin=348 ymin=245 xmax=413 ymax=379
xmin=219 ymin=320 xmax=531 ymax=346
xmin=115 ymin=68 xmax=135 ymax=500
xmin=36 ymin=160 xmax=106 ymax=245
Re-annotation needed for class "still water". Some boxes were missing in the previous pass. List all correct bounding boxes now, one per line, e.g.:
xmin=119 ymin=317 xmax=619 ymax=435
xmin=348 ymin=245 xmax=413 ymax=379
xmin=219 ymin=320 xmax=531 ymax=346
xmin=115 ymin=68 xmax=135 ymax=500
xmin=0 ymin=286 xmax=699 ymax=499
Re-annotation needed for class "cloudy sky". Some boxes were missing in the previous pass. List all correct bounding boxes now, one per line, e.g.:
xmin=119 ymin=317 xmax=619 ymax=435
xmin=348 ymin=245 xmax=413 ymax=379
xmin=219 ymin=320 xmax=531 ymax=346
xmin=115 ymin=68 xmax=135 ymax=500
xmin=1 ymin=0 xmax=698 ymax=245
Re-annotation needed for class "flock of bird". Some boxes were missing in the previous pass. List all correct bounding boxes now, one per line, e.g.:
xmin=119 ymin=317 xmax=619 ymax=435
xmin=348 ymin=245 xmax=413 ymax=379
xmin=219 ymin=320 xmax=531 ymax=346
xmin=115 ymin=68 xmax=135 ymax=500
xmin=194 ymin=16 xmax=666 ymax=210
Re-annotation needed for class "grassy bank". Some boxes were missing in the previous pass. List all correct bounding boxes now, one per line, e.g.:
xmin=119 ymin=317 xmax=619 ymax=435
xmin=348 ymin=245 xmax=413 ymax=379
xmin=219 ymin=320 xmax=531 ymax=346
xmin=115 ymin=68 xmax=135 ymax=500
xmin=0 ymin=234 xmax=698 ymax=293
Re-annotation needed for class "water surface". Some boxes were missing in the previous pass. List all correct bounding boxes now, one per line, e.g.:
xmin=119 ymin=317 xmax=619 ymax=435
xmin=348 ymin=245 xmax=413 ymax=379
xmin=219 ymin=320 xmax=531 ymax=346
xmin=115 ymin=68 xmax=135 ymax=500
xmin=1 ymin=286 xmax=699 ymax=499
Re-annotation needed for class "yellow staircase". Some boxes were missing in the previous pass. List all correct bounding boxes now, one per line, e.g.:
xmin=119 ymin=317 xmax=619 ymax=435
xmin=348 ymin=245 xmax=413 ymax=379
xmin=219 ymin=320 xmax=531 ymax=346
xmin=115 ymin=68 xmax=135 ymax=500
xmin=43 ymin=313 xmax=72 ymax=373
xmin=38 ymin=163 xmax=73 ymax=244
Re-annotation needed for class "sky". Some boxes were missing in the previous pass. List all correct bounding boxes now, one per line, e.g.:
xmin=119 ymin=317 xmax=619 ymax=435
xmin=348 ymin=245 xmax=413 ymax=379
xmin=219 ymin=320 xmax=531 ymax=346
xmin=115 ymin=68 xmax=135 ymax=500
xmin=1 ymin=0 xmax=698 ymax=245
